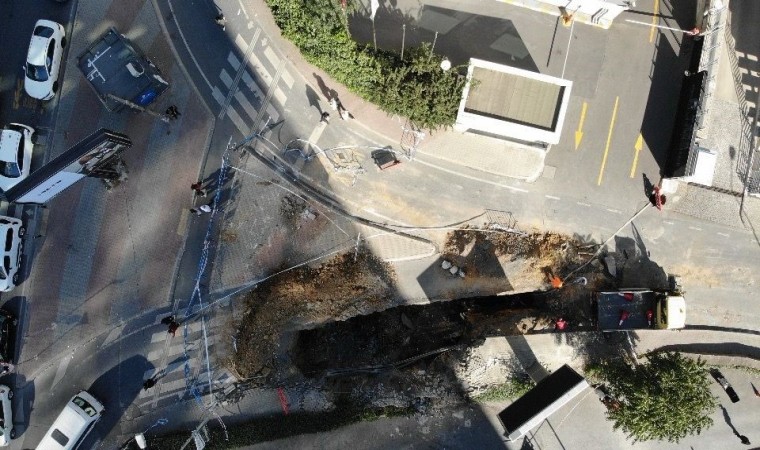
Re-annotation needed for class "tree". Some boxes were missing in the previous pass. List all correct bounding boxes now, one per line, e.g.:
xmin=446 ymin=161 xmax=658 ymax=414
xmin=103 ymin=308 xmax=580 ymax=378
xmin=591 ymin=352 xmax=717 ymax=443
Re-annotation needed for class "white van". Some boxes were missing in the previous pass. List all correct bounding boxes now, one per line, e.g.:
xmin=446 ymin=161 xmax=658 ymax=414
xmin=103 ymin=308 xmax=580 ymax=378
xmin=36 ymin=391 xmax=104 ymax=450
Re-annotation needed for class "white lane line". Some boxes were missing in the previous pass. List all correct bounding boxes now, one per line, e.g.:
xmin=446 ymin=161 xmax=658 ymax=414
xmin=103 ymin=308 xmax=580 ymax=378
xmin=100 ymin=325 xmax=125 ymax=348
xmin=227 ymin=51 xmax=241 ymax=71
xmin=249 ymin=52 xmax=273 ymax=85
xmin=265 ymin=103 xmax=280 ymax=122
xmin=242 ymin=71 xmax=265 ymax=101
xmin=234 ymin=33 xmax=248 ymax=53
xmin=717 ymin=232 xmax=729 ymax=237
xmin=219 ymin=29 xmax=262 ymax=120
xmin=167 ymin=0 xmax=213 ymax=90
xmin=545 ymin=195 xmax=560 ymax=200
xmin=688 ymin=226 xmax=702 ymax=231
xmin=664 ymin=221 xmax=674 ymax=225
xmin=280 ymin=68 xmax=294 ymax=88
xmin=227 ymin=108 xmax=249 ymax=134
xmin=234 ymin=90 xmax=258 ymax=122
xmin=219 ymin=69 xmax=233 ymax=89
xmin=413 ymin=158 xmax=529 ymax=193
xmin=51 ymin=354 xmax=73 ymax=389
xmin=263 ymin=46 xmax=280 ymax=69
xmin=212 ymin=86 xmax=225 ymax=106
xmin=307 ymin=122 xmax=327 ymax=144
xmin=606 ymin=208 xmax=621 ymax=214
xmin=273 ymin=87 xmax=287 ymax=106
xmin=236 ymin=0 xmax=250 ymax=19
xmin=577 ymin=202 xmax=591 ymax=207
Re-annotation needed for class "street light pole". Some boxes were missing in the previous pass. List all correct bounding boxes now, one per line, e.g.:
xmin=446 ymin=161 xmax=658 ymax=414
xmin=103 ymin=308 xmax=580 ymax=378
xmin=625 ymin=19 xmax=700 ymax=36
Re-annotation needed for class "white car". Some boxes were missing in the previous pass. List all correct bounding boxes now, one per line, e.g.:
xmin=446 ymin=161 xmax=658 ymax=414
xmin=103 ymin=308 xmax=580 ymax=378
xmin=0 ymin=385 xmax=14 ymax=446
xmin=0 ymin=124 xmax=34 ymax=192
xmin=0 ymin=217 xmax=24 ymax=293
xmin=24 ymin=19 xmax=66 ymax=100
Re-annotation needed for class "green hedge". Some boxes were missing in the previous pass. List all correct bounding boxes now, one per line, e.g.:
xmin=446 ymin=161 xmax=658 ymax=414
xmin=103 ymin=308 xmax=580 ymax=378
xmin=266 ymin=0 xmax=466 ymax=130
xmin=472 ymin=376 xmax=536 ymax=403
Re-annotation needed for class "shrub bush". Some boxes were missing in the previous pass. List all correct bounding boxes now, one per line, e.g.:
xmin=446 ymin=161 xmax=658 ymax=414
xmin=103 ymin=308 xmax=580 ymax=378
xmin=266 ymin=0 xmax=466 ymax=130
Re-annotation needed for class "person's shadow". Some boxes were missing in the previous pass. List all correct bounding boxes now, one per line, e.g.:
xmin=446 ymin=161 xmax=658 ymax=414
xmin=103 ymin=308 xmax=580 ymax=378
xmin=721 ymin=405 xmax=751 ymax=445
xmin=313 ymin=73 xmax=338 ymax=103
xmin=642 ymin=173 xmax=655 ymax=198
xmin=305 ymin=85 xmax=323 ymax=114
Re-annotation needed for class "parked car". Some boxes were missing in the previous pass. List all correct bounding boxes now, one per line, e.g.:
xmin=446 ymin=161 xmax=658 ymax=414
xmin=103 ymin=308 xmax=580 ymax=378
xmin=0 ymin=217 xmax=24 ymax=292
xmin=24 ymin=19 xmax=66 ymax=100
xmin=0 ymin=310 xmax=16 ymax=365
xmin=0 ymin=385 xmax=15 ymax=446
xmin=37 ymin=391 xmax=104 ymax=450
xmin=0 ymin=124 xmax=34 ymax=192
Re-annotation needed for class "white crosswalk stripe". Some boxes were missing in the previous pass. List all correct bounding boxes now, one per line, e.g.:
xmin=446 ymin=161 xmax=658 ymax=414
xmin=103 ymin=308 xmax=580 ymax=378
xmin=137 ymin=313 xmax=234 ymax=409
xmin=214 ymin=27 xmax=293 ymax=137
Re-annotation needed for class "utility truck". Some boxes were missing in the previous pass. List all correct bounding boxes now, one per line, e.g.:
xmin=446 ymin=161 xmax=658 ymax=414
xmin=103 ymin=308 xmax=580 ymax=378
xmin=593 ymin=283 xmax=686 ymax=331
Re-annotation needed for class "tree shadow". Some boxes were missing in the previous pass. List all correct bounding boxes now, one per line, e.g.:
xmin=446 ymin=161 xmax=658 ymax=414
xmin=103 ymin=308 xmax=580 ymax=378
xmin=81 ymin=354 xmax=151 ymax=449
xmin=349 ymin=5 xmax=538 ymax=71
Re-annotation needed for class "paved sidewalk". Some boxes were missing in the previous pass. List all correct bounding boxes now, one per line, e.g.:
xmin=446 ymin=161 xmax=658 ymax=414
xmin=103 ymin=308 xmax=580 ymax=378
xmin=253 ymin=0 xmax=760 ymax=231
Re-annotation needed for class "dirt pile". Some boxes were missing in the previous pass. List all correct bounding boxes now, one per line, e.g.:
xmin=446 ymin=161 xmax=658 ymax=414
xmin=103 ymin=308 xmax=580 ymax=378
xmin=229 ymin=248 xmax=397 ymax=378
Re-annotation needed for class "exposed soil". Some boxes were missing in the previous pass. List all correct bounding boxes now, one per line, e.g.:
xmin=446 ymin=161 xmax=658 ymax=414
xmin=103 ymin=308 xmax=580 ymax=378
xmin=227 ymin=227 xmax=658 ymax=415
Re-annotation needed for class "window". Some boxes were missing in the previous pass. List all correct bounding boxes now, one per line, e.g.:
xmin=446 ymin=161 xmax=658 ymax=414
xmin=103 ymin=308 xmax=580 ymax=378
xmin=0 ymin=161 xmax=21 ymax=178
xmin=25 ymin=62 xmax=48 ymax=82
xmin=4 ymin=230 xmax=11 ymax=252
xmin=33 ymin=26 xmax=54 ymax=38
xmin=16 ymin=138 xmax=24 ymax=172
xmin=51 ymin=429 xmax=70 ymax=446
xmin=72 ymin=396 xmax=98 ymax=417
xmin=46 ymin=41 xmax=56 ymax=70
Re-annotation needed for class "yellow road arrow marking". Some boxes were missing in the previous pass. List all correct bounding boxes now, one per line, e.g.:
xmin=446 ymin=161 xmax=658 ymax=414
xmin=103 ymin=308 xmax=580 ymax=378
xmin=597 ymin=96 xmax=619 ymax=186
xmin=574 ymin=101 xmax=587 ymax=150
xmin=630 ymin=133 xmax=644 ymax=178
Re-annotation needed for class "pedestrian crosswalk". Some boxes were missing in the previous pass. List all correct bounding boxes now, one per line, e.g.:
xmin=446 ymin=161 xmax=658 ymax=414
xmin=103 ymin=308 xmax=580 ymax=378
xmin=137 ymin=312 xmax=235 ymax=409
xmin=213 ymin=29 xmax=294 ymax=137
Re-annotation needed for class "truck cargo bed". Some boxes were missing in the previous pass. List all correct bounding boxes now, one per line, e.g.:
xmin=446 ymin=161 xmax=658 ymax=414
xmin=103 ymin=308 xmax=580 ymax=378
xmin=595 ymin=290 xmax=656 ymax=330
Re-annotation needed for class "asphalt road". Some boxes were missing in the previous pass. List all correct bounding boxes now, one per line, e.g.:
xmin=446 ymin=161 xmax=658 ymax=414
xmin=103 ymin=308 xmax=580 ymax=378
xmin=0 ymin=0 xmax=756 ymax=448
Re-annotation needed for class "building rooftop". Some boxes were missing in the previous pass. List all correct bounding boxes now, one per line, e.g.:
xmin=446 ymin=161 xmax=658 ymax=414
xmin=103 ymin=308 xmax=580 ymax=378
xmin=455 ymin=58 xmax=572 ymax=147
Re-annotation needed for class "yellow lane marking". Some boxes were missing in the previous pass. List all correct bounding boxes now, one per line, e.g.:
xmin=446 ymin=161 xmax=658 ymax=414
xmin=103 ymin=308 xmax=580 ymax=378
xmin=649 ymin=0 xmax=659 ymax=43
xmin=630 ymin=134 xmax=644 ymax=178
xmin=597 ymin=96 xmax=620 ymax=186
xmin=574 ymin=101 xmax=588 ymax=150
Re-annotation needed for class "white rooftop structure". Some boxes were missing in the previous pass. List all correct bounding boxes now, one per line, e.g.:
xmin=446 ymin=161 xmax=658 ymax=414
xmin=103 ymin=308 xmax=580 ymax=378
xmin=455 ymin=58 xmax=573 ymax=148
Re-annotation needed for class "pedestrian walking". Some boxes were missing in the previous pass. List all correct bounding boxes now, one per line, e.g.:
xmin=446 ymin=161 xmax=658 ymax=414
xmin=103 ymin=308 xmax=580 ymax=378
xmin=167 ymin=320 xmax=180 ymax=336
xmin=215 ymin=14 xmax=227 ymax=30
xmin=165 ymin=105 xmax=180 ymax=119
xmin=143 ymin=377 xmax=157 ymax=391
xmin=329 ymin=97 xmax=339 ymax=111
xmin=740 ymin=435 xmax=751 ymax=445
xmin=191 ymin=182 xmax=207 ymax=197
xmin=320 ymin=112 xmax=330 ymax=124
